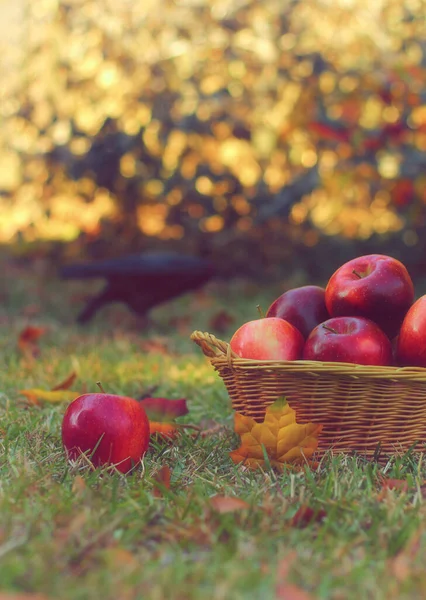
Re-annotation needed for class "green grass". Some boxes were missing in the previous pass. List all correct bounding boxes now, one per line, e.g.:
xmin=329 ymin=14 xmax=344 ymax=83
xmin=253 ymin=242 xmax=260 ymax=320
xmin=1 ymin=257 xmax=426 ymax=599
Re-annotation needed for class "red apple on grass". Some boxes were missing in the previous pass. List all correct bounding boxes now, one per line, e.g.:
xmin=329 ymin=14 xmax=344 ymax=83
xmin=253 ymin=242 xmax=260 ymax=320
xmin=230 ymin=317 xmax=304 ymax=360
xmin=325 ymin=254 xmax=414 ymax=338
xmin=62 ymin=393 xmax=150 ymax=473
xmin=396 ymin=295 xmax=426 ymax=367
xmin=303 ymin=316 xmax=392 ymax=366
xmin=266 ymin=285 xmax=329 ymax=339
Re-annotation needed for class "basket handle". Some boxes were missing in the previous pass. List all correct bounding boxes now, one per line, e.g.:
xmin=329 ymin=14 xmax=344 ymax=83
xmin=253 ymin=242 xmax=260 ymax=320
xmin=191 ymin=330 xmax=237 ymax=359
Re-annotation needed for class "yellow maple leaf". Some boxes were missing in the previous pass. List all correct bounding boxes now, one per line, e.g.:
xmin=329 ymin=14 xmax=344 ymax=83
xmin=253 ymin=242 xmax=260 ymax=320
xmin=230 ymin=397 xmax=322 ymax=470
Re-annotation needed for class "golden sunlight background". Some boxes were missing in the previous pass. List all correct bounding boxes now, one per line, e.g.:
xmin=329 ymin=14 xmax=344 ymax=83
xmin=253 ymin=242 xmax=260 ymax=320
xmin=1 ymin=0 xmax=426 ymax=269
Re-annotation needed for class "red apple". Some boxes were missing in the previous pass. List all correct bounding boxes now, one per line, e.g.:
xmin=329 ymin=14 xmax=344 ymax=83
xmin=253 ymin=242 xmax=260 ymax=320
xmin=396 ymin=295 xmax=426 ymax=367
xmin=325 ymin=254 xmax=414 ymax=338
xmin=62 ymin=393 xmax=150 ymax=473
xmin=266 ymin=286 xmax=329 ymax=339
xmin=230 ymin=317 xmax=304 ymax=360
xmin=303 ymin=316 xmax=392 ymax=365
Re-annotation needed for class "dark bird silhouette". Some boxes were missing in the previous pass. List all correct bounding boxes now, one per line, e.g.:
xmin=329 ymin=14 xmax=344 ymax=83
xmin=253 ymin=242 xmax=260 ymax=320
xmin=60 ymin=252 xmax=216 ymax=324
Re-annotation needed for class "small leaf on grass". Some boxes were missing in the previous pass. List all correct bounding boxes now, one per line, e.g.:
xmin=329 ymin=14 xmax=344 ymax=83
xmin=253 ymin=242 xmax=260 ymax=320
xmin=276 ymin=581 xmax=315 ymax=600
xmin=209 ymin=495 xmax=250 ymax=514
xmin=51 ymin=370 xmax=77 ymax=391
xmin=380 ymin=478 xmax=409 ymax=492
xmin=140 ymin=397 xmax=188 ymax=422
xmin=276 ymin=552 xmax=316 ymax=600
xmin=377 ymin=477 xmax=410 ymax=501
xmin=71 ymin=475 xmax=87 ymax=496
xmin=17 ymin=325 xmax=47 ymax=359
xmin=19 ymin=389 xmax=77 ymax=405
xmin=389 ymin=532 xmax=421 ymax=582
xmin=276 ymin=583 xmax=315 ymax=600
xmin=150 ymin=421 xmax=180 ymax=440
xmin=153 ymin=465 xmax=172 ymax=498
xmin=290 ymin=505 xmax=327 ymax=528
xmin=149 ymin=422 xmax=200 ymax=441
xmin=230 ymin=398 xmax=322 ymax=471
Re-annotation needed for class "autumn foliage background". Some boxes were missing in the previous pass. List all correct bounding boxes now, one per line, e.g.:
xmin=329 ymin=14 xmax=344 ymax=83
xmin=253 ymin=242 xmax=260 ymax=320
xmin=1 ymin=0 xmax=426 ymax=279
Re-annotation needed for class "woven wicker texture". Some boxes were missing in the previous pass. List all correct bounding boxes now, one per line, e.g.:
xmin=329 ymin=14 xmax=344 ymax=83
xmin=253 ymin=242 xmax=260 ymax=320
xmin=191 ymin=330 xmax=426 ymax=460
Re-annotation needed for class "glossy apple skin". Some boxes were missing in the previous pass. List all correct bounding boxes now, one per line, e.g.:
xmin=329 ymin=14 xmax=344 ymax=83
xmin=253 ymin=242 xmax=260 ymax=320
xmin=266 ymin=286 xmax=329 ymax=339
xmin=303 ymin=316 xmax=392 ymax=365
xmin=230 ymin=317 xmax=304 ymax=360
xmin=396 ymin=296 xmax=426 ymax=367
xmin=62 ymin=393 xmax=150 ymax=473
xmin=325 ymin=254 xmax=414 ymax=339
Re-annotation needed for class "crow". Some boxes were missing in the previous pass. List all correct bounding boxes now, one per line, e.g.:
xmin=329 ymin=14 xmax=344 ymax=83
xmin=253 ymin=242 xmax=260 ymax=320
xmin=60 ymin=252 xmax=216 ymax=324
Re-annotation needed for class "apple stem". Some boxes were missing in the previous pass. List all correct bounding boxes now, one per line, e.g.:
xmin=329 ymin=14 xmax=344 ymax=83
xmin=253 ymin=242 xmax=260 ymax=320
xmin=322 ymin=325 xmax=338 ymax=334
xmin=256 ymin=304 xmax=265 ymax=318
xmin=96 ymin=381 xmax=106 ymax=393
xmin=352 ymin=269 xmax=363 ymax=279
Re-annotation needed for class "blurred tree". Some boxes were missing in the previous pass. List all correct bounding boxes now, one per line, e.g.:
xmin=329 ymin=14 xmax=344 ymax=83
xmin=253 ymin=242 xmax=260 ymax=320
xmin=1 ymin=0 xmax=426 ymax=280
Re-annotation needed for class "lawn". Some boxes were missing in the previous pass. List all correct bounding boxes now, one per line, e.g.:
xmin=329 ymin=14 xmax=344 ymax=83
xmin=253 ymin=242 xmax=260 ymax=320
xmin=1 ymin=256 xmax=426 ymax=600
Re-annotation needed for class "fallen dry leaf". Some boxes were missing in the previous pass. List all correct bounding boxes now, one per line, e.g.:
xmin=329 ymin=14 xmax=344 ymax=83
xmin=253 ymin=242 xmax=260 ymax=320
xmin=290 ymin=505 xmax=327 ymax=528
xmin=377 ymin=477 xmax=410 ymax=501
xmin=51 ymin=370 xmax=77 ymax=391
xmin=71 ymin=475 xmax=87 ymax=496
xmin=17 ymin=325 xmax=47 ymax=359
xmin=152 ymin=465 xmax=172 ymax=498
xmin=149 ymin=421 xmax=180 ymax=440
xmin=276 ymin=581 xmax=315 ymax=600
xmin=230 ymin=398 xmax=322 ymax=471
xmin=19 ymin=389 xmax=77 ymax=405
xmin=276 ymin=552 xmax=316 ymax=600
xmin=209 ymin=495 xmax=250 ymax=514
xmin=140 ymin=397 xmax=188 ymax=422
xmin=388 ymin=531 xmax=422 ymax=582
xmin=276 ymin=583 xmax=315 ymax=600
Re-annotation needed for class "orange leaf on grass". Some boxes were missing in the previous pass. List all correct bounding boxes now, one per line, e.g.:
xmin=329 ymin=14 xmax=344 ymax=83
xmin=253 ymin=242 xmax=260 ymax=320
xmin=51 ymin=370 xmax=77 ymax=391
xmin=17 ymin=325 xmax=47 ymax=359
xmin=209 ymin=495 xmax=250 ymax=514
xmin=230 ymin=398 xmax=322 ymax=471
xmin=380 ymin=478 xmax=409 ymax=492
xmin=290 ymin=505 xmax=327 ymax=528
xmin=276 ymin=552 xmax=316 ymax=600
xmin=377 ymin=477 xmax=410 ymax=501
xmin=153 ymin=465 xmax=172 ymax=498
xmin=149 ymin=421 xmax=180 ymax=440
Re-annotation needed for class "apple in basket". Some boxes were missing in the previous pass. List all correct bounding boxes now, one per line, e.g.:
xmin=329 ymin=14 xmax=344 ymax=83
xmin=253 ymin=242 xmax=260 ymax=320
xmin=303 ymin=316 xmax=393 ymax=366
xmin=266 ymin=285 xmax=330 ymax=339
xmin=396 ymin=295 xmax=426 ymax=367
xmin=325 ymin=254 xmax=414 ymax=338
xmin=230 ymin=317 xmax=304 ymax=360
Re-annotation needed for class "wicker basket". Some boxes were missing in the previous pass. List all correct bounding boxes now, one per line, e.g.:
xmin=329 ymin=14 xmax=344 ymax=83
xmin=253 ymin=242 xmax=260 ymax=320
xmin=191 ymin=330 xmax=426 ymax=460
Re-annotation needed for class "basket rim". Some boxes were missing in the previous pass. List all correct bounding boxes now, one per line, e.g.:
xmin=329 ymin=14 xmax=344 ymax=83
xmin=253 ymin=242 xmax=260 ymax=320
xmin=191 ymin=330 xmax=426 ymax=381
